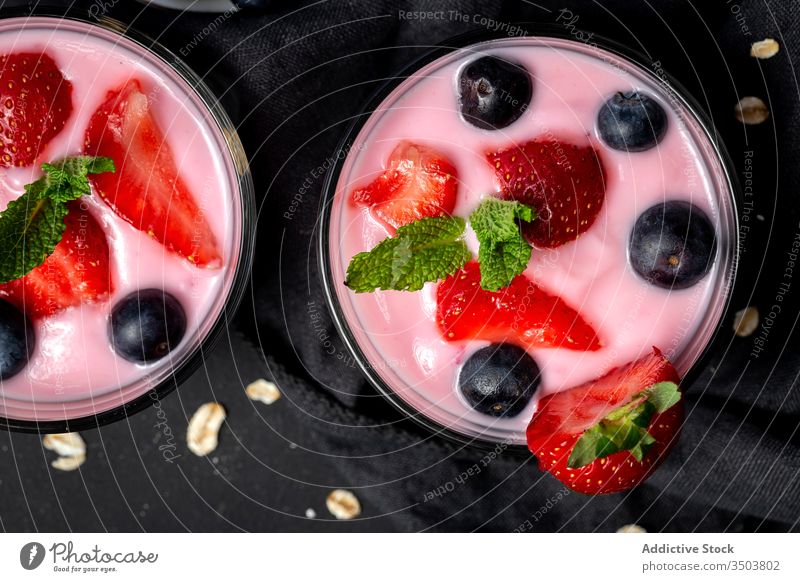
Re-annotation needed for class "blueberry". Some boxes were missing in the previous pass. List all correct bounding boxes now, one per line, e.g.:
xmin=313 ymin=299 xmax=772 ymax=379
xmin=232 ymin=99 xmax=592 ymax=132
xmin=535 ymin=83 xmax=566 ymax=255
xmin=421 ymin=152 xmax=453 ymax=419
xmin=458 ymin=55 xmax=532 ymax=130
xmin=629 ymin=201 xmax=716 ymax=289
xmin=458 ymin=343 xmax=540 ymax=417
xmin=597 ymin=91 xmax=668 ymax=152
xmin=0 ymin=299 xmax=34 ymax=380
xmin=109 ymin=289 xmax=187 ymax=364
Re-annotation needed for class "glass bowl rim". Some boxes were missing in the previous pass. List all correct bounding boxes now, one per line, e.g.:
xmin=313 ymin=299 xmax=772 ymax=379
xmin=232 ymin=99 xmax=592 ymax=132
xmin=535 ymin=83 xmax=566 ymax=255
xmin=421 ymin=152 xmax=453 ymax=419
xmin=317 ymin=22 xmax=741 ymax=455
xmin=318 ymin=25 xmax=742 ymax=453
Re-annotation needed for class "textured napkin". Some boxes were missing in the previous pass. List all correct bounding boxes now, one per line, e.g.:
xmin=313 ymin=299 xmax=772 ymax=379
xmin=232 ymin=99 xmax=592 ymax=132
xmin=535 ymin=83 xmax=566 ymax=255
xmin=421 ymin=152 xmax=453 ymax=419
xmin=77 ymin=0 xmax=800 ymax=531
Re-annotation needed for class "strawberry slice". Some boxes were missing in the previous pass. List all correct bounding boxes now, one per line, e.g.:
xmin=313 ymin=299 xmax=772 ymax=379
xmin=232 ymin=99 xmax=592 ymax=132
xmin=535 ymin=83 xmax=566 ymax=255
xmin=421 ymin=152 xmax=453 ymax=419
xmin=84 ymin=79 xmax=221 ymax=268
xmin=436 ymin=261 xmax=600 ymax=351
xmin=352 ymin=141 xmax=457 ymax=229
xmin=0 ymin=52 xmax=73 ymax=168
xmin=526 ymin=348 xmax=682 ymax=495
xmin=487 ymin=139 xmax=606 ymax=248
xmin=0 ymin=201 xmax=112 ymax=317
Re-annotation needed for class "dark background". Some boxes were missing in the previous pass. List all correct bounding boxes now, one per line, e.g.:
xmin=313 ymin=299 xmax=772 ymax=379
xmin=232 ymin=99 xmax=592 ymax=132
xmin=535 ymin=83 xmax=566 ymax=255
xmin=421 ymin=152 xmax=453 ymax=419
xmin=1 ymin=0 xmax=798 ymax=532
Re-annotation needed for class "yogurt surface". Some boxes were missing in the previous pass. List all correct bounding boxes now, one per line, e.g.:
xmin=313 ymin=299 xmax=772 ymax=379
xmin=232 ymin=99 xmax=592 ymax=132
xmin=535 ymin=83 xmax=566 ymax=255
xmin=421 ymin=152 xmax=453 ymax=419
xmin=329 ymin=38 xmax=734 ymax=444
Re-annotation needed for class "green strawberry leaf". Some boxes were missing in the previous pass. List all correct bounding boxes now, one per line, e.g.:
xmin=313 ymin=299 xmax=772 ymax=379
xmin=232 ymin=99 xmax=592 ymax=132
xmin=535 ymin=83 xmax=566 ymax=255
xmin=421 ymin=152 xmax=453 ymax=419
xmin=567 ymin=381 xmax=680 ymax=469
xmin=0 ymin=156 xmax=115 ymax=285
xmin=344 ymin=216 xmax=470 ymax=292
xmin=469 ymin=198 xmax=536 ymax=292
xmin=647 ymin=381 xmax=682 ymax=413
xmin=568 ymin=428 xmax=605 ymax=468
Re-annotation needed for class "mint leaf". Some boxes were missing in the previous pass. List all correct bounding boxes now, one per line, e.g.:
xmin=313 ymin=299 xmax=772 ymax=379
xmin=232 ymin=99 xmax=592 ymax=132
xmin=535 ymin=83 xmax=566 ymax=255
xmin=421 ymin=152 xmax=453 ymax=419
xmin=0 ymin=197 xmax=70 ymax=285
xmin=40 ymin=156 xmax=116 ymax=203
xmin=469 ymin=198 xmax=536 ymax=291
xmin=0 ymin=156 xmax=115 ymax=284
xmin=471 ymin=198 xmax=534 ymax=242
xmin=344 ymin=216 xmax=470 ymax=292
xmin=567 ymin=381 xmax=681 ymax=469
xmin=478 ymin=237 xmax=532 ymax=292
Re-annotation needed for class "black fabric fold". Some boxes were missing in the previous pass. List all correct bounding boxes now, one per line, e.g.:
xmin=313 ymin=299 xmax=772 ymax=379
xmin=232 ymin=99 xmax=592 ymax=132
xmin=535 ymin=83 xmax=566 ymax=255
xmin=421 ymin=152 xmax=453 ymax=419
xmin=6 ymin=0 xmax=796 ymax=532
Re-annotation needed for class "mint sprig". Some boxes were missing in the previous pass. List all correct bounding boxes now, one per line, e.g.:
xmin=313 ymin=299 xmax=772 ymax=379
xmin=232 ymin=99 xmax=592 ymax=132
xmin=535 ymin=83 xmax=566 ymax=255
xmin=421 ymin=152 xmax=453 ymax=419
xmin=0 ymin=156 xmax=115 ymax=284
xmin=344 ymin=216 xmax=470 ymax=292
xmin=343 ymin=198 xmax=537 ymax=293
xmin=470 ymin=198 xmax=536 ymax=292
xmin=567 ymin=381 xmax=681 ymax=469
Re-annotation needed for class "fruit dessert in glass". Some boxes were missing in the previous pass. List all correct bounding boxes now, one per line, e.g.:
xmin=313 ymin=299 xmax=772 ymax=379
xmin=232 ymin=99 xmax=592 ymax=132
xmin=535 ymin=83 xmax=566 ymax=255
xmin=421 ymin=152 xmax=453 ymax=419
xmin=322 ymin=35 xmax=737 ymax=494
xmin=0 ymin=16 xmax=253 ymax=430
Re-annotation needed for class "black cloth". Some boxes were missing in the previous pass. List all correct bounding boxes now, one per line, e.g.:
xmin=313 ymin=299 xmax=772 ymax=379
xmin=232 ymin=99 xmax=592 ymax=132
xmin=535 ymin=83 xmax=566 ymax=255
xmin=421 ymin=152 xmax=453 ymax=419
xmin=4 ymin=0 xmax=799 ymax=532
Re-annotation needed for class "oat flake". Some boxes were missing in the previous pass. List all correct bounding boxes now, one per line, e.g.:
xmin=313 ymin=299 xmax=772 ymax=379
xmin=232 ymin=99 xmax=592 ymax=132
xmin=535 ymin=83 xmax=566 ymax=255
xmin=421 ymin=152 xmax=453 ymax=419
xmin=734 ymin=97 xmax=770 ymax=125
xmin=246 ymin=379 xmax=281 ymax=405
xmin=43 ymin=432 xmax=86 ymax=457
xmin=617 ymin=524 xmax=647 ymax=533
xmin=187 ymin=402 xmax=226 ymax=456
xmin=750 ymin=38 xmax=780 ymax=59
xmin=733 ymin=306 xmax=759 ymax=337
xmin=326 ymin=489 xmax=361 ymax=520
xmin=50 ymin=454 xmax=86 ymax=472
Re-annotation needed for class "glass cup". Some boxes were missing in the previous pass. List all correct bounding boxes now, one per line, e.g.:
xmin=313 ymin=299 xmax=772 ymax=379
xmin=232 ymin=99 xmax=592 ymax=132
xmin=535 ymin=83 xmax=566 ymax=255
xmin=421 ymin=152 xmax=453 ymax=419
xmin=320 ymin=31 xmax=739 ymax=449
xmin=0 ymin=14 xmax=255 ymax=432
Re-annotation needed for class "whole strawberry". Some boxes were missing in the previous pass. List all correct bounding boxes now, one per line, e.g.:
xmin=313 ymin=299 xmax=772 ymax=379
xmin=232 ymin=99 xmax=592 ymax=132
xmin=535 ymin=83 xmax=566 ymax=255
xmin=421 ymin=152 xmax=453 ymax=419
xmin=487 ymin=139 xmax=606 ymax=248
xmin=0 ymin=52 xmax=73 ymax=168
xmin=526 ymin=348 xmax=682 ymax=494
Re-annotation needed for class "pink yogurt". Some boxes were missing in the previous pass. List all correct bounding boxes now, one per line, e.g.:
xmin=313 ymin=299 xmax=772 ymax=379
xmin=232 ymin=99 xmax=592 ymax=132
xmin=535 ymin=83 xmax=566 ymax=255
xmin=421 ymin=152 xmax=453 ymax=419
xmin=0 ymin=18 xmax=244 ymax=423
xmin=328 ymin=38 xmax=736 ymax=444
